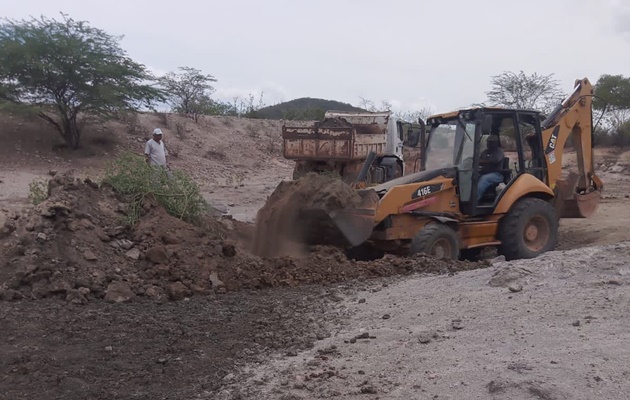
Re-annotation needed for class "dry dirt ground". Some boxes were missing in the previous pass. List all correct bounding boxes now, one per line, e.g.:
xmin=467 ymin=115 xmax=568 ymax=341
xmin=2 ymin=112 xmax=630 ymax=400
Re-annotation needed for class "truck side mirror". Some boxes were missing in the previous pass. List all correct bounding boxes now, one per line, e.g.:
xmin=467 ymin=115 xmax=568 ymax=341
xmin=481 ymin=115 xmax=493 ymax=135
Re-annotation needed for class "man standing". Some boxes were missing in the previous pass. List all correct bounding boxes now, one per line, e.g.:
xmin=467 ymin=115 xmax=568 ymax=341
xmin=476 ymin=134 xmax=504 ymax=201
xmin=144 ymin=128 xmax=169 ymax=169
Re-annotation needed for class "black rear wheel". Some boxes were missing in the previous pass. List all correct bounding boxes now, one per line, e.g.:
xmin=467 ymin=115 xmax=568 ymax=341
xmin=498 ymin=197 xmax=558 ymax=261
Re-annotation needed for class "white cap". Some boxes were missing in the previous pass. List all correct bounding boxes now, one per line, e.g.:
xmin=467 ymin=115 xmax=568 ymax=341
xmin=153 ymin=128 xmax=163 ymax=135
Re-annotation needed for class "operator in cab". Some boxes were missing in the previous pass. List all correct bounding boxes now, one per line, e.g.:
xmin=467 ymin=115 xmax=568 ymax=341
xmin=477 ymin=134 xmax=504 ymax=201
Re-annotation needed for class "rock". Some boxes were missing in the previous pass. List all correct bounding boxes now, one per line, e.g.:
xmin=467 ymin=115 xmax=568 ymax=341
xmin=452 ymin=319 xmax=464 ymax=330
xmin=572 ymin=320 xmax=581 ymax=327
xmin=418 ymin=334 xmax=432 ymax=344
xmin=209 ymin=272 xmax=225 ymax=289
xmin=83 ymin=250 xmax=98 ymax=261
xmin=358 ymin=298 xmax=366 ymax=304
xmin=162 ymin=234 xmax=181 ymax=245
xmin=223 ymin=373 xmax=235 ymax=382
xmin=167 ymin=281 xmax=190 ymax=301
xmin=508 ymin=283 xmax=523 ymax=293
xmin=104 ymin=282 xmax=136 ymax=303
xmin=104 ymin=346 xmax=113 ymax=352
xmin=382 ymin=314 xmax=391 ymax=320
xmin=65 ymin=289 xmax=88 ymax=304
xmin=125 ymin=248 xmax=141 ymax=260
xmin=360 ymin=385 xmax=377 ymax=394
xmin=48 ymin=170 xmax=57 ymax=176
xmin=36 ymin=232 xmax=48 ymax=242
xmin=95 ymin=229 xmax=111 ymax=242
xmin=117 ymin=239 xmax=134 ymax=250
xmin=619 ymin=268 xmax=630 ymax=276
xmin=49 ymin=279 xmax=72 ymax=294
xmin=146 ymin=246 xmax=169 ymax=264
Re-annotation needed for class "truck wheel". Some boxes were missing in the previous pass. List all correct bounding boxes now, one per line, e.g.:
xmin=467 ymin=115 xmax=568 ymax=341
xmin=410 ymin=223 xmax=459 ymax=260
xmin=497 ymin=197 xmax=558 ymax=261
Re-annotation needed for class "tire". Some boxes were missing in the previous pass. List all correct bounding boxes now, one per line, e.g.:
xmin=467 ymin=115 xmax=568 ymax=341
xmin=497 ymin=197 xmax=558 ymax=261
xmin=410 ymin=223 xmax=460 ymax=260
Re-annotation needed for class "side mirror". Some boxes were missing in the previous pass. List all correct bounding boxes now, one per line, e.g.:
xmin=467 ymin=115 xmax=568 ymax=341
xmin=403 ymin=118 xmax=426 ymax=147
xmin=480 ymin=115 xmax=493 ymax=135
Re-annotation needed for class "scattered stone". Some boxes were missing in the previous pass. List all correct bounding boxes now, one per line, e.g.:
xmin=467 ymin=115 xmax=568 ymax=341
xmin=117 ymin=239 xmax=134 ymax=250
xmin=508 ymin=283 xmax=523 ymax=293
xmin=452 ymin=319 xmax=464 ymax=330
xmin=156 ymin=358 xmax=167 ymax=365
xmin=66 ymin=290 xmax=88 ymax=304
xmin=104 ymin=346 xmax=113 ymax=352
xmin=382 ymin=314 xmax=391 ymax=320
xmin=358 ymin=298 xmax=366 ymax=304
xmin=360 ymin=385 xmax=377 ymax=394
xmin=125 ymin=248 xmax=141 ymax=260
xmin=209 ymin=272 xmax=225 ymax=289
xmin=83 ymin=250 xmax=98 ymax=261
xmin=572 ymin=320 xmax=581 ymax=327
xmin=36 ymin=232 xmax=48 ymax=242
xmin=104 ymin=282 xmax=136 ymax=303
xmin=162 ymin=233 xmax=181 ymax=245
xmin=619 ymin=268 xmax=630 ymax=276
xmin=168 ymin=281 xmax=190 ymax=301
xmin=146 ymin=246 xmax=169 ymax=264
xmin=418 ymin=334 xmax=432 ymax=344
xmin=286 ymin=350 xmax=298 ymax=357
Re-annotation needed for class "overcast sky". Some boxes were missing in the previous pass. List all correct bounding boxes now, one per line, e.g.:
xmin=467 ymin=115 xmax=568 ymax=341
xmin=5 ymin=0 xmax=630 ymax=113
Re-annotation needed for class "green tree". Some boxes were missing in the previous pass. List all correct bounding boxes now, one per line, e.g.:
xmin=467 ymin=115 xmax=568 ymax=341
xmin=593 ymin=74 xmax=630 ymax=129
xmin=485 ymin=71 xmax=565 ymax=114
xmin=0 ymin=13 xmax=163 ymax=149
xmin=158 ymin=66 xmax=217 ymax=122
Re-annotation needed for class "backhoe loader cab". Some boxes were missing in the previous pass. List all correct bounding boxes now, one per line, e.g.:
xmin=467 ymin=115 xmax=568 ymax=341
xmin=300 ymin=78 xmax=603 ymax=261
xmin=423 ymin=107 xmax=547 ymax=216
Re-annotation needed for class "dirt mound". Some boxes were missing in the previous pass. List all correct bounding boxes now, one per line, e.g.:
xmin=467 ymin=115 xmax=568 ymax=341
xmin=0 ymin=172 xmax=488 ymax=304
xmin=0 ymin=172 xmax=236 ymax=303
xmin=252 ymin=173 xmax=362 ymax=258
xmin=319 ymin=117 xmax=353 ymax=128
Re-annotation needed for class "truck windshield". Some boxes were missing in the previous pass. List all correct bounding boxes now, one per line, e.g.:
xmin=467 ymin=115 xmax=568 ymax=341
xmin=425 ymin=119 xmax=475 ymax=171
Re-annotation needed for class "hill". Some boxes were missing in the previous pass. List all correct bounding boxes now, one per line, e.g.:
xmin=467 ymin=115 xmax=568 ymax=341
xmin=251 ymin=97 xmax=366 ymax=120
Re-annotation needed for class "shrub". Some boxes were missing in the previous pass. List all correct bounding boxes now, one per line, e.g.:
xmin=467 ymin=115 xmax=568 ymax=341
xmin=28 ymin=178 xmax=49 ymax=205
xmin=103 ymin=152 xmax=209 ymax=225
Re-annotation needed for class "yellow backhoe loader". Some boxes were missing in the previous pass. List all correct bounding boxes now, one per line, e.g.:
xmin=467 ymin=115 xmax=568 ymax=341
xmin=299 ymin=78 xmax=603 ymax=261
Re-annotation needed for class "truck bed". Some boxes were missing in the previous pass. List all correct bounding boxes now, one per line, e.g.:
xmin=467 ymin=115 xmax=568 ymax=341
xmin=282 ymin=117 xmax=388 ymax=161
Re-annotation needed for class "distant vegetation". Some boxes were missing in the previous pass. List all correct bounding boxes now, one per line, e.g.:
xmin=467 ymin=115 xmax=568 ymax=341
xmin=2 ymin=12 xmax=630 ymax=149
xmin=250 ymin=97 xmax=366 ymax=120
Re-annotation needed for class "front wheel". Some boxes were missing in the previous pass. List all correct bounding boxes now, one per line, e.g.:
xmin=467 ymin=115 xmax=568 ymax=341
xmin=410 ymin=223 xmax=460 ymax=260
xmin=497 ymin=197 xmax=558 ymax=261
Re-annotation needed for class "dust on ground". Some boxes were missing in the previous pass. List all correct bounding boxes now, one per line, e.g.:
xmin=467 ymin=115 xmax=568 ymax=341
xmin=220 ymin=241 xmax=630 ymax=400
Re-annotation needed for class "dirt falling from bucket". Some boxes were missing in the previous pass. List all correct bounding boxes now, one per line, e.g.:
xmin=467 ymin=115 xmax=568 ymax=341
xmin=252 ymin=173 xmax=363 ymax=258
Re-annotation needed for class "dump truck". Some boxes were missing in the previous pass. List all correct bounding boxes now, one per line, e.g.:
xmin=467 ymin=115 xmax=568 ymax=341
xmin=275 ymin=78 xmax=603 ymax=261
xmin=282 ymin=110 xmax=425 ymax=186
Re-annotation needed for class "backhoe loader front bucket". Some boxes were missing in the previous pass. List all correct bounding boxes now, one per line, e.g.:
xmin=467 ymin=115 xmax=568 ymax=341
xmin=554 ymin=171 xmax=603 ymax=218
xmin=298 ymin=189 xmax=380 ymax=247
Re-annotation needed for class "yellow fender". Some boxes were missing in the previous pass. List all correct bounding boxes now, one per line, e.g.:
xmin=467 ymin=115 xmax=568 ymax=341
xmin=494 ymin=174 xmax=554 ymax=215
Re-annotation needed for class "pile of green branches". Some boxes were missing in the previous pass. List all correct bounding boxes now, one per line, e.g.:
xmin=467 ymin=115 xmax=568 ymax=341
xmin=103 ymin=152 xmax=209 ymax=225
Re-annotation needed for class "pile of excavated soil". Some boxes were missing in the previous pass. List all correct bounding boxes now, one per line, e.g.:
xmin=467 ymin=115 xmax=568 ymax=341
xmin=0 ymin=173 xmax=488 ymax=304
xmin=252 ymin=173 xmax=363 ymax=258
